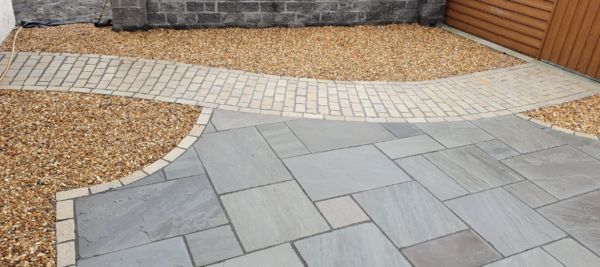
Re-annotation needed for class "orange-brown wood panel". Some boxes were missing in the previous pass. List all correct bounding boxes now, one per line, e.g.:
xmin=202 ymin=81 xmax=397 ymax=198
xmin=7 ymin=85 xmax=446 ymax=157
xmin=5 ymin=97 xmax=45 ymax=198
xmin=475 ymin=0 xmax=551 ymax=21
xmin=548 ymin=0 xmax=579 ymax=63
xmin=556 ymin=0 xmax=589 ymax=66
xmin=452 ymin=0 xmax=548 ymax=30
xmin=507 ymin=0 xmax=554 ymax=11
xmin=445 ymin=16 xmax=539 ymax=56
xmin=575 ymin=7 xmax=600 ymax=74
xmin=539 ymin=0 xmax=569 ymax=59
xmin=446 ymin=10 xmax=541 ymax=48
xmin=565 ymin=0 xmax=599 ymax=70
xmin=447 ymin=1 xmax=545 ymax=39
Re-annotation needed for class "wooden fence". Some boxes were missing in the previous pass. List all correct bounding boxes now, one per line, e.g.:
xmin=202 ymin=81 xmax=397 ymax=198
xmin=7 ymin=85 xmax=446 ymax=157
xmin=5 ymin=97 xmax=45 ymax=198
xmin=445 ymin=0 xmax=600 ymax=80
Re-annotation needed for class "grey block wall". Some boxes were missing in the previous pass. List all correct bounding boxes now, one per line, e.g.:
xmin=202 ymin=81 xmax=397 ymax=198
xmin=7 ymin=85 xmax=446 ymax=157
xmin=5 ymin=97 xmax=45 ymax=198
xmin=112 ymin=0 xmax=445 ymax=31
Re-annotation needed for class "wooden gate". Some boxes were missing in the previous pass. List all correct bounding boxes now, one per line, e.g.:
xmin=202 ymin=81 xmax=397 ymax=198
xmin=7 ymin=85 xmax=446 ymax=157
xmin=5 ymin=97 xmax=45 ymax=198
xmin=539 ymin=0 xmax=600 ymax=80
xmin=445 ymin=0 xmax=600 ymax=80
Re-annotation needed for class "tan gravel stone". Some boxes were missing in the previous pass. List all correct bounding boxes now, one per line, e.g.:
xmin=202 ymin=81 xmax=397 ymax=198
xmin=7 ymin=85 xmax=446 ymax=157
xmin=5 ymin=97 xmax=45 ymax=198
xmin=525 ymin=94 xmax=600 ymax=136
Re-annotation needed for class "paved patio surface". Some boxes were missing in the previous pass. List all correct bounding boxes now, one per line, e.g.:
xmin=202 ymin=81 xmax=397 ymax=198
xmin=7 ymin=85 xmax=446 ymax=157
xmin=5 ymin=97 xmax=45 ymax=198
xmin=63 ymin=109 xmax=600 ymax=267
xmin=1 ymin=51 xmax=599 ymax=122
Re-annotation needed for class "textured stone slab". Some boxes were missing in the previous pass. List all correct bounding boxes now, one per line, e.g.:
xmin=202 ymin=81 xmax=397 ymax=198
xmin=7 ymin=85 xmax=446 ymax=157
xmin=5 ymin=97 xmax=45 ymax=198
xmin=484 ymin=248 xmax=563 ymax=267
xmin=425 ymin=146 xmax=523 ymax=193
xmin=353 ymin=182 xmax=467 ymax=248
xmin=504 ymin=180 xmax=556 ymax=208
xmin=206 ymin=244 xmax=304 ymax=267
xmin=502 ymin=146 xmax=600 ymax=199
xmin=284 ymin=145 xmax=410 ymax=201
xmin=195 ymin=127 xmax=293 ymax=194
xmin=78 ymin=237 xmax=193 ymax=267
xmin=476 ymin=140 xmax=520 ymax=160
xmin=257 ymin=122 xmax=309 ymax=158
xmin=315 ymin=196 xmax=369 ymax=228
xmin=375 ymin=135 xmax=445 ymax=159
xmin=402 ymin=230 xmax=501 ymax=267
xmin=164 ymin=147 xmax=205 ymax=180
xmin=221 ymin=181 xmax=329 ymax=252
xmin=539 ymin=191 xmax=600 ymax=255
xmin=119 ymin=170 xmax=166 ymax=190
xmin=396 ymin=155 xmax=468 ymax=201
xmin=381 ymin=122 xmax=424 ymax=138
xmin=295 ymin=223 xmax=411 ymax=267
xmin=205 ymin=121 xmax=216 ymax=133
xmin=544 ymin=238 xmax=600 ymax=267
xmin=446 ymin=188 xmax=565 ymax=256
xmin=210 ymin=109 xmax=295 ymax=130
xmin=545 ymin=128 xmax=600 ymax=159
xmin=286 ymin=119 xmax=395 ymax=152
xmin=416 ymin=121 xmax=494 ymax=148
xmin=472 ymin=116 xmax=564 ymax=153
xmin=76 ymin=177 xmax=228 ymax=258
xmin=186 ymin=225 xmax=243 ymax=266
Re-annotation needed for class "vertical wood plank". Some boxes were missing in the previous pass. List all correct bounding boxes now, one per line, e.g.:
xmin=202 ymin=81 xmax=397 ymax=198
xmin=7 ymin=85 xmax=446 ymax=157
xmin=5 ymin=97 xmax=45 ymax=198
xmin=539 ymin=0 xmax=569 ymax=60
xmin=557 ymin=0 xmax=590 ymax=66
xmin=548 ymin=0 xmax=579 ymax=63
xmin=566 ymin=0 xmax=600 ymax=70
xmin=575 ymin=4 xmax=600 ymax=73
xmin=536 ymin=0 xmax=560 ymax=59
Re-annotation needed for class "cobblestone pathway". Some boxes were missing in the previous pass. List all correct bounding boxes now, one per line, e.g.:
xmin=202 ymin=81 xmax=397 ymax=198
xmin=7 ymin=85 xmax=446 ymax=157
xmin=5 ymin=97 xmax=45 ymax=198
xmin=55 ymin=110 xmax=600 ymax=267
xmin=1 ymin=51 xmax=599 ymax=122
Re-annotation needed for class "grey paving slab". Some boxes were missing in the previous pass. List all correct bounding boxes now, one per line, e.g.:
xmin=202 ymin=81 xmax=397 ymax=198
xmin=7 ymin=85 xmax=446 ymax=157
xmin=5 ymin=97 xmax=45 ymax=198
xmin=504 ymin=180 xmax=557 ymax=208
xmin=472 ymin=116 xmax=564 ymax=153
xmin=284 ymin=145 xmax=411 ymax=201
xmin=402 ymin=230 xmax=502 ymax=267
xmin=164 ymin=147 xmax=205 ymax=180
xmin=211 ymin=109 xmax=295 ymax=131
xmin=205 ymin=121 xmax=216 ymax=133
xmin=545 ymin=128 xmax=600 ymax=160
xmin=381 ymin=122 xmax=424 ymax=139
xmin=286 ymin=119 xmax=395 ymax=152
xmin=220 ymin=181 xmax=329 ymax=252
xmin=539 ymin=190 xmax=600 ymax=255
xmin=206 ymin=244 xmax=304 ymax=267
xmin=416 ymin=121 xmax=494 ymax=148
xmin=502 ymin=146 xmax=600 ymax=199
xmin=353 ymin=182 xmax=467 ymax=248
xmin=543 ymin=238 xmax=600 ymax=267
xmin=256 ymin=122 xmax=309 ymax=158
xmin=375 ymin=135 xmax=446 ymax=159
xmin=194 ymin=127 xmax=293 ymax=194
xmin=186 ymin=225 xmax=243 ymax=266
xmin=446 ymin=188 xmax=566 ymax=256
xmin=396 ymin=155 xmax=469 ymax=201
xmin=119 ymin=170 xmax=166 ymax=190
xmin=425 ymin=145 xmax=523 ymax=193
xmin=476 ymin=140 xmax=520 ymax=160
xmin=484 ymin=248 xmax=563 ymax=267
xmin=315 ymin=196 xmax=369 ymax=228
xmin=75 ymin=177 xmax=228 ymax=258
xmin=294 ymin=223 xmax=412 ymax=267
xmin=78 ymin=237 xmax=193 ymax=267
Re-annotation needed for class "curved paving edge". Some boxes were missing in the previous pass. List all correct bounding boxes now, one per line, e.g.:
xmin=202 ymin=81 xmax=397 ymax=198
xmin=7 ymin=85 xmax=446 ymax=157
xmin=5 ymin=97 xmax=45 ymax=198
xmin=52 ymin=107 xmax=213 ymax=267
xmin=1 ymin=51 xmax=599 ymax=123
xmin=517 ymin=113 xmax=600 ymax=141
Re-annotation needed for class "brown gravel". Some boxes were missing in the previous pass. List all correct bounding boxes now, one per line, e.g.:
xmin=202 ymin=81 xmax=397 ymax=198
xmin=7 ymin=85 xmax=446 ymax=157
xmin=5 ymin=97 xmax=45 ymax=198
xmin=0 ymin=24 xmax=524 ymax=81
xmin=0 ymin=90 xmax=200 ymax=266
xmin=525 ymin=94 xmax=600 ymax=136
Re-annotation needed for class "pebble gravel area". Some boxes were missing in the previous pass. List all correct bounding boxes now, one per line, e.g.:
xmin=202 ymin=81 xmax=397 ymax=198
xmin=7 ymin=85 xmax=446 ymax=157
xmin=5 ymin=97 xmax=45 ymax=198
xmin=0 ymin=90 xmax=200 ymax=266
xmin=525 ymin=93 xmax=600 ymax=136
xmin=0 ymin=24 xmax=524 ymax=82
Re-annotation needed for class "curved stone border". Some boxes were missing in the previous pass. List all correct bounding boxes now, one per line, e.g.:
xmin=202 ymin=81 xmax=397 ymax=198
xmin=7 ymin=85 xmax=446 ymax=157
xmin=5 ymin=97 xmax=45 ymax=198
xmin=1 ymin=51 xmax=599 ymax=124
xmin=52 ymin=107 xmax=213 ymax=267
xmin=517 ymin=113 xmax=600 ymax=141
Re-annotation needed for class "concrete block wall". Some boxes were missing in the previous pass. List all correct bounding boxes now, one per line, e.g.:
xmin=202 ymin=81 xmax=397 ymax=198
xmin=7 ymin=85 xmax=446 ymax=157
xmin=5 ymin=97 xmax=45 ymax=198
xmin=112 ymin=0 xmax=446 ymax=31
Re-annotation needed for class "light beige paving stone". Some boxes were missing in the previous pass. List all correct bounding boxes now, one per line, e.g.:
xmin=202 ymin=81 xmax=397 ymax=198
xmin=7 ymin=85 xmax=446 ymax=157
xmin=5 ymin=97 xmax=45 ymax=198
xmin=56 ymin=219 xmax=75 ymax=243
xmin=56 ymin=187 xmax=89 ymax=201
xmin=143 ymin=159 xmax=169 ymax=175
xmin=177 ymin=136 xmax=197 ymax=149
xmin=56 ymin=200 xmax=74 ymax=221
xmin=119 ymin=170 xmax=147 ymax=185
xmin=89 ymin=180 xmax=122 ymax=194
xmin=57 ymin=241 xmax=76 ymax=267
xmin=315 ymin=196 xmax=369 ymax=228
xmin=543 ymin=238 xmax=600 ymax=267
xmin=162 ymin=147 xmax=186 ymax=162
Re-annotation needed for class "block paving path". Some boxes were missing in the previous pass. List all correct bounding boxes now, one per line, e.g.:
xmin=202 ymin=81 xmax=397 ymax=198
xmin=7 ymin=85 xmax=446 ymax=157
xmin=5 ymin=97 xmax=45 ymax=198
xmin=1 ymin=51 xmax=600 ymax=122
xmin=56 ymin=109 xmax=600 ymax=267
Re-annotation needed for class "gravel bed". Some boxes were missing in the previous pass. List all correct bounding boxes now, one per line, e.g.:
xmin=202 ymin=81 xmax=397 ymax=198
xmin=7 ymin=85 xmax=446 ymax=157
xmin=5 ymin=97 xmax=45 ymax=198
xmin=0 ymin=24 xmax=524 ymax=81
xmin=525 ymin=93 xmax=600 ymax=136
xmin=0 ymin=90 xmax=200 ymax=266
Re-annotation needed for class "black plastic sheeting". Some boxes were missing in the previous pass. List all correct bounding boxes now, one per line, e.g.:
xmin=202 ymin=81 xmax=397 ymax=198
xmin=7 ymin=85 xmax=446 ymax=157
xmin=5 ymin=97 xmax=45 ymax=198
xmin=20 ymin=19 xmax=112 ymax=28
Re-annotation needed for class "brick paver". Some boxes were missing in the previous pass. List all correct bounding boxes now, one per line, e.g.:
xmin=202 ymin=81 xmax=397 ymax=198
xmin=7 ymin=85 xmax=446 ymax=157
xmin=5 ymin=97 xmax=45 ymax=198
xmin=2 ymin=51 xmax=599 ymax=122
